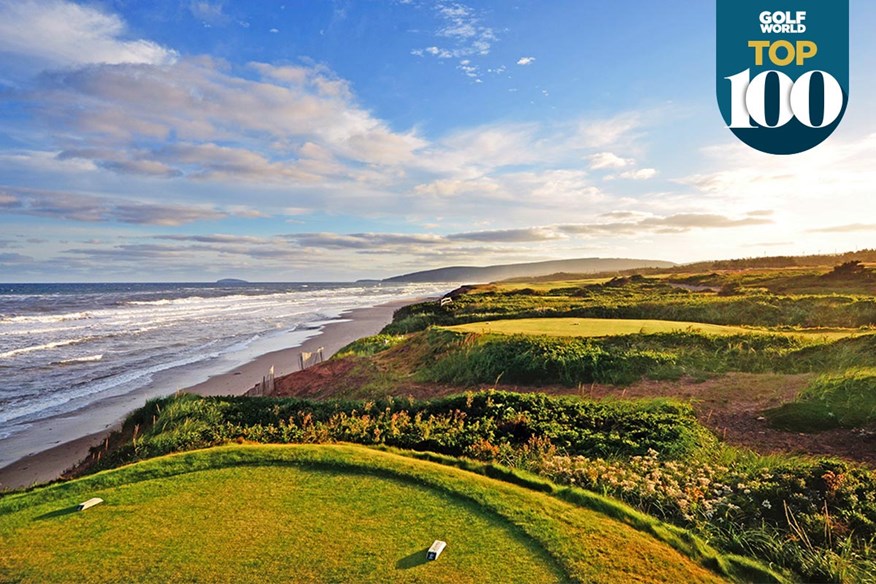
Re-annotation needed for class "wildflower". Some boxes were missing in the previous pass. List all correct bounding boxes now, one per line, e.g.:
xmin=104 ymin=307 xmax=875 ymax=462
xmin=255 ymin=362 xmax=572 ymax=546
xmin=762 ymin=499 xmax=772 ymax=510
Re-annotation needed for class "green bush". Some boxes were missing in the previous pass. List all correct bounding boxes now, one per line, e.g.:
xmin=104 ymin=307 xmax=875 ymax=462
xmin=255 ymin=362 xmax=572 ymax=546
xmin=96 ymin=391 xmax=708 ymax=471
xmin=420 ymin=333 xmax=680 ymax=386
xmin=539 ymin=452 xmax=876 ymax=583
xmin=411 ymin=329 xmax=876 ymax=388
xmin=334 ymin=334 xmax=406 ymax=357
xmin=768 ymin=368 xmax=876 ymax=431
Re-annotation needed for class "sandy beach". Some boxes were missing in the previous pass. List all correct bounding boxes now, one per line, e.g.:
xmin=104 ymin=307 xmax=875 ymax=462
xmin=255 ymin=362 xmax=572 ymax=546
xmin=0 ymin=299 xmax=418 ymax=491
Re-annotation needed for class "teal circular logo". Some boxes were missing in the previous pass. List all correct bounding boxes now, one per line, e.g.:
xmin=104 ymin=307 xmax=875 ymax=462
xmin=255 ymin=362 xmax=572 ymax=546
xmin=717 ymin=1 xmax=849 ymax=155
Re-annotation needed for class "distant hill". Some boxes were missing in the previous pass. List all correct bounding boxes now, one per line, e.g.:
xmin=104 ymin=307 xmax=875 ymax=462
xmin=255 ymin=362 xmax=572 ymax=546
xmin=604 ymin=249 xmax=876 ymax=277
xmin=384 ymin=258 xmax=675 ymax=283
xmin=676 ymin=249 xmax=876 ymax=272
xmin=216 ymin=278 xmax=250 ymax=285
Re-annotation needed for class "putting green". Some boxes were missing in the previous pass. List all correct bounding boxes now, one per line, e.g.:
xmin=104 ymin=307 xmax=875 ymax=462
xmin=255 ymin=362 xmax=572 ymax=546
xmin=445 ymin=317 xmax=857 ymax=339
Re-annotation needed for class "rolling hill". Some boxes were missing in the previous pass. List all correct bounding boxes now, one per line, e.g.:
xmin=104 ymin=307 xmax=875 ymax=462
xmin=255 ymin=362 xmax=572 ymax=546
xmin=0 ymin=444 xmax=762 ymax=583
xmin=383 ymin=257 xmax=675 ymax=283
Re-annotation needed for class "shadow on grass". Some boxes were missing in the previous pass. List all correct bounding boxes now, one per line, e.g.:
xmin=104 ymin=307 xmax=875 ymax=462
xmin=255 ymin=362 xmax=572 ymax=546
xmin=395 ymin=548 xmax=429 ymax=570
xmin=33 ymin=505 xmax=80 ymax=521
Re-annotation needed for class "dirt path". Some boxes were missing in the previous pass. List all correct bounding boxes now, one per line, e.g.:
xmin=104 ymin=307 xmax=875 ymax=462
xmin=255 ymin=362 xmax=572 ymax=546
xmin=574 ymin=374 xmax=876 ymax=465
xmin=268 ymin=363 xmax=875 ymax=465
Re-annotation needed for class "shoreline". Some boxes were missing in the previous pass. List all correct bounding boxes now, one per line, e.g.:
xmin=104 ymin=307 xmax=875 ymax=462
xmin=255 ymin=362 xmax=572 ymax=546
xmin=0 ymin=298 xmax=420 ymax=491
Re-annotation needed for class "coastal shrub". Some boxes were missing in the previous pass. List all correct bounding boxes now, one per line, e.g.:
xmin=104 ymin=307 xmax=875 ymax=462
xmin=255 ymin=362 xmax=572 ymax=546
xmin=409 ymin=329 xmax=876 ymax=387
xmin=420 ymin=333 xmax=680 ymax=386
xmin=334 ymin=334 xmax=407 ymax=358
xmin=98 ymin=391 xmax=707 ymax=470
xmin=538 ymin=451 xmax=876 ymax=583
xmin=383 ymin=301 xmax=457 ymax=334
xmin=767 ymin=368 xmax=876 ymax=431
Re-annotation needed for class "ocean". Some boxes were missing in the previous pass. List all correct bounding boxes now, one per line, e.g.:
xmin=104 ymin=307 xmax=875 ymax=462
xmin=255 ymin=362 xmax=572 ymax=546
xmin=0 ymin=281 xmax=450 ymax=467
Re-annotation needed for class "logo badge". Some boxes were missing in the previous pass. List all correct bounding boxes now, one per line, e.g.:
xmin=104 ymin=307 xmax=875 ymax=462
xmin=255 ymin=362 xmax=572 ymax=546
xmin=717 ymin=1 xmax=849 ymax=155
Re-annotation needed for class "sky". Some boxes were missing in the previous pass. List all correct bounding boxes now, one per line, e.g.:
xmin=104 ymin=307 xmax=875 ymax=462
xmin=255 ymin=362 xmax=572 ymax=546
xmin=0 ymin=0 xmax=874 ymax=282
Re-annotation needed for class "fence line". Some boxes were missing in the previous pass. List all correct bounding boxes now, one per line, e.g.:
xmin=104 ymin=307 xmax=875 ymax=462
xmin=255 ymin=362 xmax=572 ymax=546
xmin=252 ymin=365 xmax=275 ymax=396
xmin=299 ymin=346 xmax=325 ymax=370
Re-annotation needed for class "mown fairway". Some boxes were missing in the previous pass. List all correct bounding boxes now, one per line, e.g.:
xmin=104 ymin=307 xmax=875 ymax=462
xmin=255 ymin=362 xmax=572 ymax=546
xmin=445 ymin=317 xmax=858 ymax=339
xmin=0 ymin=444 xmax=727 ymax=584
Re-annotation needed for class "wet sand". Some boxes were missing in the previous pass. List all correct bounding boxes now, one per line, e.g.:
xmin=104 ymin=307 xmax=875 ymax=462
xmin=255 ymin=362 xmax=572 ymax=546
xmin=0 ymin=299 xmax=416 ymax=491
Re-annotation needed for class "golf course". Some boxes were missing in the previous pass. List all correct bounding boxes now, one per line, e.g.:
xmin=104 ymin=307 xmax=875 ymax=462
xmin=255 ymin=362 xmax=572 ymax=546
xmin=0 ymin=444 xmax=738 ymax=583
xmin=445 ymin=317 xmax=859 ymax=339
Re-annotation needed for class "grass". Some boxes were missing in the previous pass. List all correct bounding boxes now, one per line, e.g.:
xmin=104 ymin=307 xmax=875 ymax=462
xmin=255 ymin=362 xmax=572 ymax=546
xmin=490 ymin=278 xmax=611 ymax=292
xmin=404 ymin=329 xmax=876 ymax=387
xmin=383 ymin=276 xmax=876 ymax=335
xmin=335 ymin=334 xmax=407 ymax=358
xmin=665 ymin=265 xmax=876 ymax=296
xmin=443 ymin=317 xmax=860 ymax=340
xmin=767 ymin=368 xmax=876 ymax=432
xmin=0 ymin=444 xmax=758 ymax=583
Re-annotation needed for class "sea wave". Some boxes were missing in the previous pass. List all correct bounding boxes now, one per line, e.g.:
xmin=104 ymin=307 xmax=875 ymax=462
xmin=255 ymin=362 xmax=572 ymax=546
xmin=0 ymin=348 xmax=222 ymax=426
xmin=56 ymin=354 xmax=104 ymax=365
xmin=0 ymin=281 xmax=453 ymax=433
xmin=0 ymin=337 xmax=95 ymax=359
xmin=0 ymin=311 xmax=94 ymax=324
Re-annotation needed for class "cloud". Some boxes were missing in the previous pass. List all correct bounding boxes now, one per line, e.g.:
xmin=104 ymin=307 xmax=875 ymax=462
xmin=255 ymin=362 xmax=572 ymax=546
xmin=572 ymin=113 xmax=645 ymax=149
xmin=64 ymin=244 xmax=184 ymax=260
xmin=10 ymin=46 xmax=663 ymax=221
xmin=448 ymin=227 xmax=566 ymax=243
xmin=0 ymin=252 xmax=34 ymax=265
xmin=808 ymin=223 xmax=876 ymax=234
xmin=24 ymin=58 xmax=428 ymax=184
xmin=425 ymin=123 xmax=541 ymax=171
xmin=97 ymin=159 xmax=184 ymax=178
xmin=457 ymin=59 xmax=480 ymax=80
xmin=155 ymin=234 xmax=278 ymax=245
xmin=0 ymin=1 xmax=665 ymax=226
xmin=617 ymin=168 xmax=658 ymax=180
xmin=0 ymin=1 xmax=679 ymax=246
xmin=516 ymin=56 xmax=535 ymax=66
xmin=189 ymin=1 xmax=230 ymax=26
xmin=588 ymin=152 xmax=631 ymax=170
xmin=434 ymin=3 xmax=496 ymax=55
xmin=677 ymin=133 xmax=876 ymax=235
xmin=0 ymin=192 xmax=19 ymax=208
xmin=287 ymin=232 xmax=447 ymax=250
xmin=281 ymin=229 xmax=545 ymax=252
xmin=280 ymin=212 xmax=771 ymax=252
xmin=0 ymin=186 xmax=227 ymax=225
xmin=556 ymin=213 xmax=772 ymax=236
xmin=410 ymin=2 xmax=497 ymax=81
xmin=0 ymin=0 xmax=176 ymax=68
xmin=6 ymin=206 xmax=777 ymax=280
xmin=413 ymin=176 xmax=502 ymax=198
xmin=412 ymin=169 xmax=604 ymax=213
xmin=642 ymin=213 xmax=771 ymax=229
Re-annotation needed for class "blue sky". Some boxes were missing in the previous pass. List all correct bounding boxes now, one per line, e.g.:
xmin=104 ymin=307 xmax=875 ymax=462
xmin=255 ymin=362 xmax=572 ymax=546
xmin=0 ymin=0 xmax=874 ymax=281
